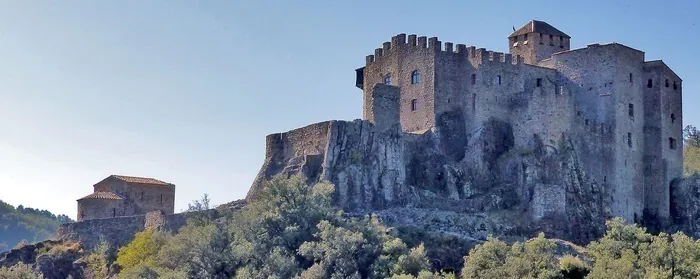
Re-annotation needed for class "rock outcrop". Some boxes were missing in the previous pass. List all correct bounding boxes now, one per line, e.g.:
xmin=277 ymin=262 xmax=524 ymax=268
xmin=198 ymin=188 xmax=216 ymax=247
xmin=250 ymin=117 xmax=612 ymax=244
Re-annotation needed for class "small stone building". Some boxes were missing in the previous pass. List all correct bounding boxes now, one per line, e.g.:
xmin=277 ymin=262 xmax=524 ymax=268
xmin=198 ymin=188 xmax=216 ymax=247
xmin=77 ymin=175 xmax=175 ymax=221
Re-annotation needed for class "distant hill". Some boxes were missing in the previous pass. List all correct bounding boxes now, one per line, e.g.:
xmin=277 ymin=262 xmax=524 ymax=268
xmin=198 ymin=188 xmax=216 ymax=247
xmin=0 ymin=200 xmax=73 ymax=252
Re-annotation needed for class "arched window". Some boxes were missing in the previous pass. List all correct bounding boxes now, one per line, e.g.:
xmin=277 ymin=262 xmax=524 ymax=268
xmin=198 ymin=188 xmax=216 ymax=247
xmin=384 ymin=75 xmax=391 ymax=85
xmin=411 ymin=70 xmax=420 ymax=84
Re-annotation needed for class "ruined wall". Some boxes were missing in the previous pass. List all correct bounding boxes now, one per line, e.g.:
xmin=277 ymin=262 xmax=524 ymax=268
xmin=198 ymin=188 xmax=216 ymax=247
xmin=363 ymin=34 xmax=436 ymax=132
xmin=248 ymin=121 xmax=332 ymax=197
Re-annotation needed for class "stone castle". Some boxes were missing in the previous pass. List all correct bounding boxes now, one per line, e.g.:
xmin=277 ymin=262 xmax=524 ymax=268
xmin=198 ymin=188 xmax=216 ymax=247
xmin=353 ymin=20 xmax=683 ymax=224
xmin=250 ymin=20 xmax=684 ymax=241
xmin=76 ymin=175 xmax=175 ymax=221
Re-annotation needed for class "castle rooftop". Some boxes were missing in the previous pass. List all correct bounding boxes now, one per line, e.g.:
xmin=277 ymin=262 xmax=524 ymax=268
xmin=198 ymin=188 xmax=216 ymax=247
xmin=509 ymin=20 xmax=570 ymax=38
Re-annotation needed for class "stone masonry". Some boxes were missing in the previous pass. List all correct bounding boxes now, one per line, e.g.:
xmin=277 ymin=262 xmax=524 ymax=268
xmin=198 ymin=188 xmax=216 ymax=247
xmin=76 ymin=175 xmax=175 ymax=221
xmin=249 ymin=20 xmax=683 ymax=242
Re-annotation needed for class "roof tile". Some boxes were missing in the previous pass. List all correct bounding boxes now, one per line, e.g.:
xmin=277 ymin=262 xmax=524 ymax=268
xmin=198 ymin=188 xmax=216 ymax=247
xmin=78 ymin=191 xmax=124 ymax=201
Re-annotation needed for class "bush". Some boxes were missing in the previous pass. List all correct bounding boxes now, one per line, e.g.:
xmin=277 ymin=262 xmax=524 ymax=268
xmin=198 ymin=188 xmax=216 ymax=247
xmin=0 ymin=262 xmax=43 ymax=279
xmin=115 ymin=228 xmax=169 ymax=271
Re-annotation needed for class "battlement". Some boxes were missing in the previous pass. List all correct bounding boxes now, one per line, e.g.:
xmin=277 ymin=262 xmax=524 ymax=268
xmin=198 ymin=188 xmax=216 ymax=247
xmin=366 ymin=34 xmax=524 ymax=66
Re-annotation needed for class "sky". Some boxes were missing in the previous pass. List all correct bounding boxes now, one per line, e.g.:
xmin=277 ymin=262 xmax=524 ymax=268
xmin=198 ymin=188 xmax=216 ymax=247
xmin=0 ymin=1 xmax=697 ymax=218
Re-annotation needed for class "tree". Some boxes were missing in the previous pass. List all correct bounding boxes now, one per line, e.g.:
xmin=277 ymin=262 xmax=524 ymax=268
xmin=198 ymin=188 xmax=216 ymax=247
xmin=0 ymin=262 xmax=43 ymax=279
xmin=684 ymin=125 xmax=700 ymax=148
xmin=115 ymin=228 xmax=169 ymax=271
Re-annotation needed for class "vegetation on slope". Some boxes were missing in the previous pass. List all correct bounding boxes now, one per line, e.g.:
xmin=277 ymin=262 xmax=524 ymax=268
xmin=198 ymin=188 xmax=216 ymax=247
xmin=684 ymin=125 xmax=700 ymax=176
xmin=58 ymin=176 xmax=700 ymax=278
xmin=0 ymin=200 xmax=72 ymax=252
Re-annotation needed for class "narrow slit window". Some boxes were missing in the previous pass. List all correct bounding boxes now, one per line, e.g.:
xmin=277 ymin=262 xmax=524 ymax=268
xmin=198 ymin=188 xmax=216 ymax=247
xmin=628 ymin=103 xmax=634 ymax=118
xmin=472 ymin=94 xmax=476 ymax=112
xmin=536 ymin=78 xmax=542 ymax=87
xmin=112 ymin=208 xmax=116 ymax=217
xmin=160 ymin=194 xmax=163 ymax=204
xmin=669 ymin=137 xmax=677 ymax=150
xmin=559 ymin=36 xmax=564 ymax=48
xmin=629 ymin=73 xmax=633 ymax=83
xmin=665 ymin=79 xmax=669 ymax=87
xmin=471 ymin=73 xmax=476 ymax=85
xmin=628 ymin=133 xmax=632 ymax=148
xmin=496 ymin=75 xmax=502 ymax=85
xmin=671 ymin=113 xmax=676 ymax=123
xmin=549 ymin=34 xmax=554 ymax=46
xmin=647 ymin=79 xmax=653 ymax=88
xmin=411 ymin=70 xmax=420 ymax=84
xmin=539 ymin=33 xmax=543 ymax=44
xmin=673 ymin=81 xmax=678 ymax=90
xmin=411 ymin=99 xmax=418 ymax=111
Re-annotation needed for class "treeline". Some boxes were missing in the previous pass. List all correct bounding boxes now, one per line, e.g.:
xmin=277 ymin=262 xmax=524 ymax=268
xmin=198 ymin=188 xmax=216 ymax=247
xmin=684 ymin=125 xmax=700 ymax=176
xmin=0 ymin=200 xmax=73 ymax=252
xmin=59 ymin=176 xmax=700 ymax=279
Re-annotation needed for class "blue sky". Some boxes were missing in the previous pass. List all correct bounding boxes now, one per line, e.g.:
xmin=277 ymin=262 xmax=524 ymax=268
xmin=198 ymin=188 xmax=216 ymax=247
xmin=0 ymin=1 xmax=697 ymax=218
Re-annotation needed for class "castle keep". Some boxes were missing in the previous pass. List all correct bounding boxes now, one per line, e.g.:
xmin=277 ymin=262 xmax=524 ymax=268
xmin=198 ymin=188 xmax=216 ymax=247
xmin=354 ymin=20 xmax=683 ymax=223
xmin=76 ymin=175 xmax=175 ymax=221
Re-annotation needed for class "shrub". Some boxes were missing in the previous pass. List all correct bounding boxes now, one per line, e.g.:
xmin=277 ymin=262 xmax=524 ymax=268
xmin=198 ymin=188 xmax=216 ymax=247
xmin=0 ymin=262 xmax=43 ymax=279
xmin=115 ymin=228 xmax=169 ymax=271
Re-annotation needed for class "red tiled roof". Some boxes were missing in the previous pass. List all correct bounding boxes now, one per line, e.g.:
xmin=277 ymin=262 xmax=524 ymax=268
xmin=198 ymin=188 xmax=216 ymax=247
xmin=108 ymin=175 xmax=172 ymax=186
xmin=78 ymin=191 xmax=124 ymax=201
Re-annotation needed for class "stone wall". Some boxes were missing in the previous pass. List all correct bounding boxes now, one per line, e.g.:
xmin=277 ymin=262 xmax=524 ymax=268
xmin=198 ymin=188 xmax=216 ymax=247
xmin=55 ymin=211 xmax=188 ymax=250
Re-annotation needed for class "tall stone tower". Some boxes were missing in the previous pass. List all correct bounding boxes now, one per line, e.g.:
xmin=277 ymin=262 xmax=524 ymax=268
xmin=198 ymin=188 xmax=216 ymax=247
xmin=508 ymin=20 xmax=571 ymax=65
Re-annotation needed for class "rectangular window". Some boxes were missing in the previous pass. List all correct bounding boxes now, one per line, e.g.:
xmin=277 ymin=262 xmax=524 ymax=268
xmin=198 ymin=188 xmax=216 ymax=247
xmin=549 ymin=34 xmax=554 ymax=46
xmin=411 ymin=99 xmax=418 ymax=111
xmin=670 ymin=138 xmax=677 ymax=150
xmin=471 ymin=74 xmax=476 ymax=85
xmin=160 ymin=194 xmax=163 ymax=204
xmin=496 ymin=75 xmax=502 ymax=85
xmin=384 ymin=75 xmax=391 ymax=85
xmin=536 ymin=78 xmax=542 ymax=87
xmin=539 ymin=33 xmax=543 ymax=44
xmin=647 ymin=79 xmax=653 ymax=88
xmin=112 ymin=208 xmax=116 ymax=217
xmin=472 ymin=94 xmax=476 ymax=112
xmin=628 ymin=103 xmax=634 ymax=118
xmin=559 ymin=36 xmax=564 ymax=48
xmin=671 ymin=113 xmax=676 ymax=123
xmin=628 ymin=133 xmax=632 ymax=148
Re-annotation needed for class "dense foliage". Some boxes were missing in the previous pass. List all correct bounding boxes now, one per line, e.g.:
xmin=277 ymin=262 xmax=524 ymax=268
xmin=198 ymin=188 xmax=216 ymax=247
xmin=0 ymin=200 xmax=72 ymax=252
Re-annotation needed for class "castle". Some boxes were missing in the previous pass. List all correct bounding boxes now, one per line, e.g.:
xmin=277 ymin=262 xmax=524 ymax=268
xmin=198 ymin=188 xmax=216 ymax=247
xmin=354 ymin=20 xmax=683 ymax=224
xmin=76 ymin=175 xmax=175 ymax=221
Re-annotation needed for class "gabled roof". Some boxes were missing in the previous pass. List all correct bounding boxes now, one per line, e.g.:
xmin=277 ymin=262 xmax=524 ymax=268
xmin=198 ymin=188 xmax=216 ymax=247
xmin=78 ymin=191 xmax=124 ymax=201
xmin=509 ymin=20 xmax=570 ymax=38
xmin=95 ymin=175 xmax=173 ymax=187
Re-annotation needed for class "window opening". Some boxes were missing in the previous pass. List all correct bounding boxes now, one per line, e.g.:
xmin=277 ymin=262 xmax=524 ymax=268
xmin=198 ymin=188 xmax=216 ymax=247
xmin=665 ymin=79 xmax=669 ymax=87
xmin=628 ymin=133 xmax=632 ymax=148
xmin=669 ymin=137 xmax=677 ymax=150
xmin=411 ymin=99 xmax=418 ymax=111
xmin=536 ymin=78 xmax=542 ymax=87
xmin=628 ymin=103 xmax=634 ymax=118
xmin=471 ymin=74 xmax=476 ymax=85
xmin=411 ymin=70 xmax=420 ymax=84
xmin=647 ymin=79 xmax=653 ymax=88
xmin=384 ymin=75 xmax=391 ymax=85
xmin=671 ymin=113 xmax=676 ymax=123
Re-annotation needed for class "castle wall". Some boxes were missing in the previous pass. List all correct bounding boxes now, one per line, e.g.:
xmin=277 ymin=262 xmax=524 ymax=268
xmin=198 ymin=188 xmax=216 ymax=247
xmin=56 ymin=211 xmax=189 ymax=251
xmin=368 ymin=84 xmax=400 ymax=132
xmin=248 ymin=121 xmax=332 ymax=197
xmin=642 ymin=61 xmax=683 ymax=220
xmin=363 ymin=34 xmax=436 ymax=132
xmin=548 ymin=43 xmax=648 ymax=222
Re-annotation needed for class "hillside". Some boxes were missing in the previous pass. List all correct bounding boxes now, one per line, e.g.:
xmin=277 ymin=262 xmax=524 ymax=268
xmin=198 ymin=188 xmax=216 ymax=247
xmin=0 ymin=200 xmax=72 ymax=252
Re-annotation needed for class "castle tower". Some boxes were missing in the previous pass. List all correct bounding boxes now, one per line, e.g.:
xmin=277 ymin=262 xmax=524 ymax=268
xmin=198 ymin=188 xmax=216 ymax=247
xmin=508 ymin=20 xmax=570 ymax=65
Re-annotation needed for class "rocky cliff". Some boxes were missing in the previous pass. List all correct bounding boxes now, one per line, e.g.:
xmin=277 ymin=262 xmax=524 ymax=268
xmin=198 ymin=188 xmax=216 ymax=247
xmin=249 ymin=116 xmax=615 ymax=244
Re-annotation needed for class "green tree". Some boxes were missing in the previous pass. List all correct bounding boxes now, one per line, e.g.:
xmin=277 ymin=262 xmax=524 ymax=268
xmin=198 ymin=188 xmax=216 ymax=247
xmin=461 ymin=236 xmax=509 ymax=279
xmin=115 ymin=228 xmax=169 ymax=271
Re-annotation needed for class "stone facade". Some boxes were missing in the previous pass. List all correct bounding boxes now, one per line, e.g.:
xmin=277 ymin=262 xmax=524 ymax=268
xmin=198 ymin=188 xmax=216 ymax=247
xmin=249 ymin=20 xmax=683 ymax=243
xmin=353 ymin=20 xmax=682 ymax=224
xmin=76 ymin=175 xmax=176 ymax=221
